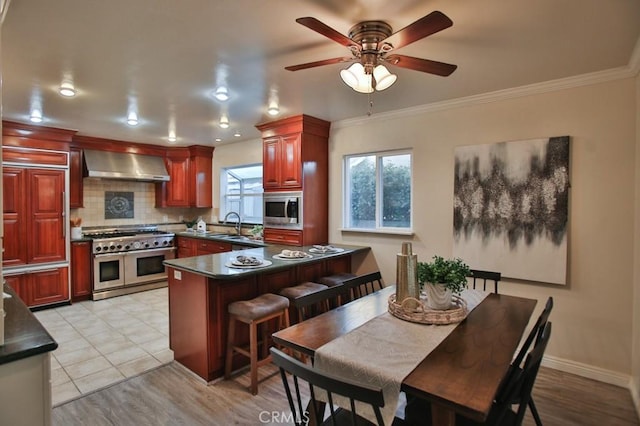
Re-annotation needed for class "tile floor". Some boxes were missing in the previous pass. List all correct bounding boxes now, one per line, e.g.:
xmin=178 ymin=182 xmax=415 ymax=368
xmin=33 ymin=287 xmax=173 ymax=407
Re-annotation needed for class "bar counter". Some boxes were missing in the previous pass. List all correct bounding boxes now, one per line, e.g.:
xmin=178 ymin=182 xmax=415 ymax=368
xmin=163 ymin=244 xmax=369 ymax=381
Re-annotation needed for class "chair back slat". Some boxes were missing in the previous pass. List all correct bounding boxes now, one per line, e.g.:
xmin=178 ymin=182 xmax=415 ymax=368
xmin=512 ymin=297 xmax=553 ymax=368
xmin=468 ymin=269 xmax=501 ymax=293
xmin=271 ymin=347 xmax=386 ymax=426
xmin=340 ymin=271 xmax=384 ymax=301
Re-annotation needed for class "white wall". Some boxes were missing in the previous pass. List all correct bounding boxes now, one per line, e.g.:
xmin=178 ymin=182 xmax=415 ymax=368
xmin=329 ymin=77 xmax=637 ymax=377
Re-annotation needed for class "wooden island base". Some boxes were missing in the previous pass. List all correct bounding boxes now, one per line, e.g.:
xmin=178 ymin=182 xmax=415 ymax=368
xmin=166 ymin=248 xmax=360 ymax=382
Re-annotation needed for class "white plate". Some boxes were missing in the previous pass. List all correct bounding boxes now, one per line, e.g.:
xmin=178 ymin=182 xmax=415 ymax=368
xmin=225 ymin=259 xmax=272 ymax=269
xmin=272 ymin=253 xmax=312 ymax=260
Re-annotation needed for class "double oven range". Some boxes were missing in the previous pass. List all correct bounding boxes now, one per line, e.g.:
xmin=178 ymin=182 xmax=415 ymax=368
xmin=85 ymin=227 xmax=176 ymax=300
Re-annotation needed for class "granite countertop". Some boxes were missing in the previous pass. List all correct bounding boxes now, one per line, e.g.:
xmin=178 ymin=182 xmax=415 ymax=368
xmin=164 ymin=244 xmax=369 ymax=280
xmin=0 ymin=285 xmax=58 ymax=365
xmin=174 ymin=231 xmax=267 ymax=248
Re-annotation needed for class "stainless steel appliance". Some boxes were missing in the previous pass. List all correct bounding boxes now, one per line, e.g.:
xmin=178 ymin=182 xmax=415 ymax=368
xmin=263 ymin=191 xmax=302 ymax=229
xmin=87 ymin=226 xmax=175 ymax=300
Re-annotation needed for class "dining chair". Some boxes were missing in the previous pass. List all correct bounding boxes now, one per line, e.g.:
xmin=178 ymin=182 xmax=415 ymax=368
xmin=270 ymin=347 xmax=406 ymax=426
xmin=291 ymin=284 xmax=342 ymax=322
xmin=340 ymin=271 xmax=384 ymax=301
xmin=504 ymin=296 xmax=553 ymax=426
xmin=468 ymin=269 xmax=501 ymax=293
xmin=404 ymin=322 xmax=552 ymax=426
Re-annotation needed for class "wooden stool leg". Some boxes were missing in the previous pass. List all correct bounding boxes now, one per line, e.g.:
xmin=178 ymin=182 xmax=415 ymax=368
xmin=261 ymin=321 xmax=269 ymax=360
xmin=224 ymin=315 xmax=236 ymax=379
xmin=249 ymin=319 xmax=258 ymax=395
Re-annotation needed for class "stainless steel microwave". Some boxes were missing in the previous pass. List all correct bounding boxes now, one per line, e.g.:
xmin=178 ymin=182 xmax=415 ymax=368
xmin=263 ymin=191 xmax=302 ymax=229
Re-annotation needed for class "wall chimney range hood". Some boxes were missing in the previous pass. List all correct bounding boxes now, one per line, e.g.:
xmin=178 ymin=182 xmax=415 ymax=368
xmin=83 ymin=150 xmax=170 ymax=182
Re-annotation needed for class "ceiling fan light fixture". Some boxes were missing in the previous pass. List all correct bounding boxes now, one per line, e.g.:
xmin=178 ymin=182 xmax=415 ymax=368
xmin=373 ymin=65 xmax=397 ymax=91
xmin=340 ymin=63 xmax=363 ymax=89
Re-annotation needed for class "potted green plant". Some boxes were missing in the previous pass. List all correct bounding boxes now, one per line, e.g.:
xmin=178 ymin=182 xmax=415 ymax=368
xmin=417 ymin=255 xmax=470 ymax=310
xmin=183 ymin=218 xmax=197 ymax=232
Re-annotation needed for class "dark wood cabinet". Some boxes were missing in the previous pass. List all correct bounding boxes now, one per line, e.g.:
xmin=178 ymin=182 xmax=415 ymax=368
xmin=69 ymin=147 xmax=84 ymax=208
xmin=263 ymin=133 xmax=302 ymax=190
xmin=2 ymin=166 xmax=66 ymax=267
xmin=176 ymin=236 xmax=232 ymax=258
xmin=156 ymin=146 xmax=214 ymax=208
xmin=71 ymin=241 xmax=92 ymax=302
xmin=5 ymin=268 xmax=70 ymax=307
xmin=257 ymin=115 xmax=330 ymax=246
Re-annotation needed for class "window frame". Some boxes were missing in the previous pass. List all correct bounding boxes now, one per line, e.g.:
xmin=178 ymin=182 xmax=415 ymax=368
xmin=219 ymin=163 xmax=263 ymax=225
xmin=342 ymin=149 xmax=414 ymax=235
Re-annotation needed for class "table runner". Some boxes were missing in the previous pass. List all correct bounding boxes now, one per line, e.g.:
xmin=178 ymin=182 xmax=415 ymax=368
xmin=313 ymin=289 xmax=489 ymax=425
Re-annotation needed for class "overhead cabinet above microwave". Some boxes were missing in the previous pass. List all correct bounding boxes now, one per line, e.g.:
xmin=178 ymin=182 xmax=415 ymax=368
xmin=256 ymin=115 xmax=330 ymax=246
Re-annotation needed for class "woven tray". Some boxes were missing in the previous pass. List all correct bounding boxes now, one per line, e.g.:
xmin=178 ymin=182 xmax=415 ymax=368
xmin=388 ymin=293 xmax=468 ymax=325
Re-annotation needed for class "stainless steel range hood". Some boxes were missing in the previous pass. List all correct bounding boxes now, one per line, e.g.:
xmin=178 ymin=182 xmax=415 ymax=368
xmin=83 ymin=150 xmax=170 ymax=182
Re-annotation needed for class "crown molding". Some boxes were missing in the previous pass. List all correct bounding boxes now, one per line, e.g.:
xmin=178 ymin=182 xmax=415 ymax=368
xmin=333 ymin=65 xmax=638 ymax=129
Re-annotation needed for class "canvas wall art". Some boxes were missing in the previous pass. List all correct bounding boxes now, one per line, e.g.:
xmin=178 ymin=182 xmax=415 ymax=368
xmin=452 ymin=136 xmax=570 ymax=285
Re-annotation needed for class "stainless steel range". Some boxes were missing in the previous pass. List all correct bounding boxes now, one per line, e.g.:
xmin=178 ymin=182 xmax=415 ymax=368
xmin=85 ymin=226 xmax=176 ymax=300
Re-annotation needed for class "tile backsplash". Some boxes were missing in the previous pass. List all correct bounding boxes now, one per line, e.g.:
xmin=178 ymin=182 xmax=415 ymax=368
xmin=70 ymin=178 xmax=212 ymax=228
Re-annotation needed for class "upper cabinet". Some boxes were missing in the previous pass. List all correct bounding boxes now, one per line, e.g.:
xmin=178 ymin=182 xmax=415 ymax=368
xmin=69 ymin=147 xmax=84 ymax=208
xmin=155 ymin=145 xmax=214 ymax=208
xmin=263 ymin=133 xmax=302 ymax=190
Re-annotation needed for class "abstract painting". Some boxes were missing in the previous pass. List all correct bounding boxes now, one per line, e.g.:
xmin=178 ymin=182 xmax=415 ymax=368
xmin=452 ymin=136 xmax=570 ymax=284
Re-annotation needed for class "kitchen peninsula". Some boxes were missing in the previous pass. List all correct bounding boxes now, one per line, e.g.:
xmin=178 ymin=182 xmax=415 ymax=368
xmin=163 ymin=244 xmax=368 ymax=382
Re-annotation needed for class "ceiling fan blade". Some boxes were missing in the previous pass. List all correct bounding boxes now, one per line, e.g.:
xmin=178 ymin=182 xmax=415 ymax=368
xmin=285 ymin=57 xmax=352 ymax=71
xmin=382 ymin=11 xmax=453 ymax=50
xmin=385 ymin=54 xmax=457 ymax=76
xmin=296 ymin=17 xmax=358 ymax=49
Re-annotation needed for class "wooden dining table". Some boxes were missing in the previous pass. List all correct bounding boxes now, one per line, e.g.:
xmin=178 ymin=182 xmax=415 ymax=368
xmin=272 ymin=285 xmax=537 ymax=426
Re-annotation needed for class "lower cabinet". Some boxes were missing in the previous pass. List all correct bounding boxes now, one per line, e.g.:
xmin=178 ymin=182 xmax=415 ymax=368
xmin=5 ymin=267 xmax=70 ymax=308
xmin=71 ymin=241 xmax=92 ymax=302
xmin=176 ymin=236 xmax=232 ymax=257
xmin=263 ymin=228 xmax=302 ymax=246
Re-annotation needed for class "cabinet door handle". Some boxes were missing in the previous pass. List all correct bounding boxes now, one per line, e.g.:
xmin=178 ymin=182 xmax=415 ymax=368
xmin=61 ymin=191 xmax=66 ymax=238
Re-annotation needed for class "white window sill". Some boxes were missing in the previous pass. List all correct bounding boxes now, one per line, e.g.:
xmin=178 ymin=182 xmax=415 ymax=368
xmin=340 ymin=228 xmax=415 ymax=236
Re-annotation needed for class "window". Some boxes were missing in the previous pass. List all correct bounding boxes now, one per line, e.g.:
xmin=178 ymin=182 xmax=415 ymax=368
xmin=343 ymin=150 xmax=412 ymax=232
xmin=220 ymin=164 xmax=263 ymax=224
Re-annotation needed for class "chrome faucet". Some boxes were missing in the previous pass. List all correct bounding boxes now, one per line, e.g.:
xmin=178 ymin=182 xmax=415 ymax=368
xmin=223 ymin=211 xmax=242 ymax=235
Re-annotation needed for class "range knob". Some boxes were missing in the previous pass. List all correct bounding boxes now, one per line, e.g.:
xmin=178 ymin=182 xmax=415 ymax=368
xmin=95 ymin=246 xmax=102 ymax=252
xmin=109 ymin=244 xmax=116 ymax=250
xmin=154 ymin=241 xmax=159 ymax=246
xmin=144 ymin=243 xmax=150 ymax=248
xmin=124 ymin=245 xmax=130 ymax=250
xmin=162 ymin=240 xmax=168 ymax=245
xmin=133 ymin=242 xmax=141 ymax=249
xmin=116 ymin=244 xmax=122 ymax=250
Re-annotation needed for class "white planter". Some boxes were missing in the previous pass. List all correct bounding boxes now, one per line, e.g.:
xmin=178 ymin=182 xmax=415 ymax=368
xmin=425 ymin=283 xmax=453 ymax=310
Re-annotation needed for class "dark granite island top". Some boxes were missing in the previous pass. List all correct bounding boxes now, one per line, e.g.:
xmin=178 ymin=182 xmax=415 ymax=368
xmin=163 ymin=243 xmax=370 ymax=382
xmin=1 ymin=284 xmax=58 ymax=365
xmin=163 ymin=243 xmax=369 ymax=279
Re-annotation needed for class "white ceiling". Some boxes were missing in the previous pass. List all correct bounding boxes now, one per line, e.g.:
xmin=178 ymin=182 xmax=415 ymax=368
xmin=2 ymin=0 xmax=639 ymax=146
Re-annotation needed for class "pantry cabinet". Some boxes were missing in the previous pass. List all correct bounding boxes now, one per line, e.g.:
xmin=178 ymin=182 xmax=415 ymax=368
xmin=256 ymin=115 xmax=330 ymax=246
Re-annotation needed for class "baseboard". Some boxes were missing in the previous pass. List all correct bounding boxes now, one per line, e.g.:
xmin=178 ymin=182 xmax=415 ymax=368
xmin=631 ymin=379 xmax=640 ymax=421
xmin=542 ymin=354 xmax=630 ymax=388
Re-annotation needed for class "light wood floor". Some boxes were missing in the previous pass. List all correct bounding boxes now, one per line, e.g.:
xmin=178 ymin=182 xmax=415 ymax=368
xmin=52 ymin=363 xmax=639 ymax=426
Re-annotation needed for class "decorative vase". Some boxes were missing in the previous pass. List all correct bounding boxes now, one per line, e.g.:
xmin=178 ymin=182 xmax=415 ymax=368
xmin=425 ymin=283 xmax=453 ymax=310
xmin=396 ymin=242 xmax=420 ymax=309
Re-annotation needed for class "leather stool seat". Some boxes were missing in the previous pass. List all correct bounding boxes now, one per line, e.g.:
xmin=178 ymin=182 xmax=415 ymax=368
xmin=279 ymin=282 xmax=328 ymax=300
xmin=228 ymin=293 xmax=289 ymax=320
xmin=319 ymin=272 xmax=356 ymax=287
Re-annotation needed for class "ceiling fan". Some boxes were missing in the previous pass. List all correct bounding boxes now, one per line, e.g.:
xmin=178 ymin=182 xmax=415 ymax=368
xmin=285 ymin=11 xmax=457 ymax=93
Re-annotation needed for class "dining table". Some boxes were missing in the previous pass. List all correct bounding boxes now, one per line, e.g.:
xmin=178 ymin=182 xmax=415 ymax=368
xmin=271 ymin=285 xmax=537 ymax=426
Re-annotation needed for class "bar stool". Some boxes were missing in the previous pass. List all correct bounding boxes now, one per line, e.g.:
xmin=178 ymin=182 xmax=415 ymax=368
xmin=225 ymin=293 xmax=290 ymax=395
xmin=279 ymin=282 xmax=329 ymax=323
xmin=319 ymin=272 xmax=356 ymax=303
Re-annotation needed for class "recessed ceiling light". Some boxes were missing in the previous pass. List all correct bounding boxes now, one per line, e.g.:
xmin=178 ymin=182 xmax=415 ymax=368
xmin=267 ymin=102 xmax=279 ymax=116
xmin=29 ymin=108 xmax=43 ymax=123
xmin=168 ymin=133 xmax=177 ymax=143
xmin=214 ymin=86 xmax=229 ymax=101
xmin=127 ymin=111 xmax=139 ymax=126
xmin=215 ymin=138 xmax=222 ymax=142
xmin=234 ymin=130 xmax=241 ymax=137
xmin=59 ymin=80 xmax=76 ymax=97
xmin=219 ymin=115 xmax=229 ymax=129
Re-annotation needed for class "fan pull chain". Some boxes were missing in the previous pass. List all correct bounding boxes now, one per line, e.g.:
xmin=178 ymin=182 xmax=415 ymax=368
xmin=367 ymin=92 xmax=373 ymax=116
